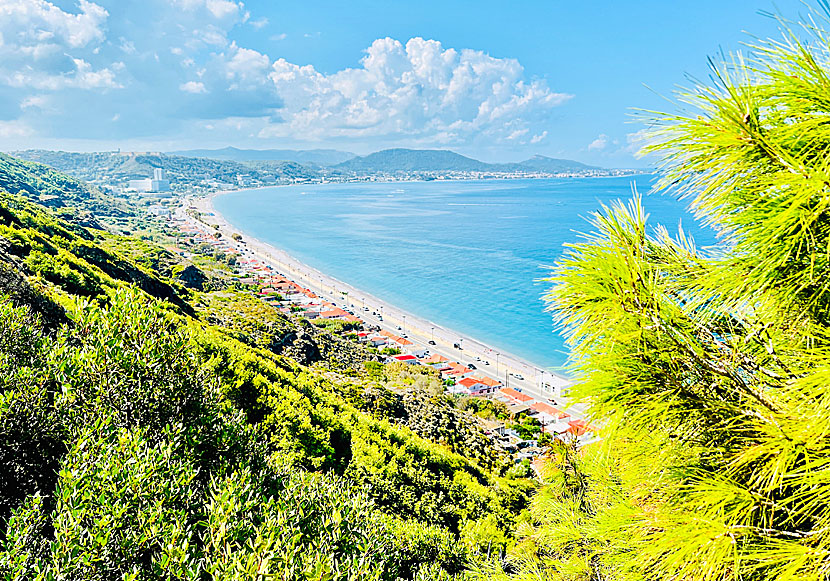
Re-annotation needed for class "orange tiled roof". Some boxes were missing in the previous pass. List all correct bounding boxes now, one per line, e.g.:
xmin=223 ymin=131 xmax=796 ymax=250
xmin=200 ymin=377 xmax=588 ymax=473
xmin=499 ymin=387 xmax=533 ymax=403
xmin=531 ymin=401 xmax=569 ymax=419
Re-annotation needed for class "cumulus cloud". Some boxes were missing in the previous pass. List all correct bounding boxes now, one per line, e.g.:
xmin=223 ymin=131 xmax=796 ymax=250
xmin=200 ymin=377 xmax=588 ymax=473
xmin=0 ymin=0 xmax=121 ymax=92
xmin=172 ymin=0 xmax=247 ymax=22
xmin=0 ymin=119 xmax=33 ymax=138
xmin=588 ymin=133 xmax=609 ymax=151
xmin=180 ymin=80 xmax=207 ymax=93
xmin=0 ymin=0 xmax=108 ymax=53
xmin=0 ymin=3 xmax=571 ymax=151
xmin=262 ymin=37 xmax=569 ymax=144
xmin=5 ymin=58 xmax=122 ymax=90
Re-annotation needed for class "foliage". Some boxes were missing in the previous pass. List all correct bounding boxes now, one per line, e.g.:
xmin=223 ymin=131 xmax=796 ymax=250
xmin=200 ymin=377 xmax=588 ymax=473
xmin=508 ymin=416 xmax=540 ymax=440
xmin=0 ymin=157 xmax=533 ymax=578
xmin=488 ymin=9 xmax=830 ymax=580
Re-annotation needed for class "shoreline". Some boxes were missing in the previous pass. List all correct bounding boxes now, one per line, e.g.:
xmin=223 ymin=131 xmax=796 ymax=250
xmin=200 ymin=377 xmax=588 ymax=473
xmin=187 ymin=188 xmax=579 ymax=414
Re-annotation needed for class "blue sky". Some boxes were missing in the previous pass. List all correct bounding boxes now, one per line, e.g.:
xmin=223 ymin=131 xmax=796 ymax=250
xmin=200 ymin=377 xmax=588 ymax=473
xmin=0 ymin=0 xmax=808 ymax=166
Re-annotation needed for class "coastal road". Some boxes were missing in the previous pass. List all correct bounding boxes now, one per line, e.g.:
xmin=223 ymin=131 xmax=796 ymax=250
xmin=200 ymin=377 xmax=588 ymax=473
xmin=182 ymin=196 xmax=587 ymax=421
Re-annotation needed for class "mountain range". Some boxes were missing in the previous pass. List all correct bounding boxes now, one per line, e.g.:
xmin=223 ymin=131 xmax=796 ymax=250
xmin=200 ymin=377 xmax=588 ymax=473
xmin=170 ymin=146 xmax=356 ymax=166
xmin=170 ymin=146 xmax=604 ymax=174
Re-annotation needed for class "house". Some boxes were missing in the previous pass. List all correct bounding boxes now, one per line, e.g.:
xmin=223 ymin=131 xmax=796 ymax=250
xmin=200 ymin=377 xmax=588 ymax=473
xmin=499 ymin=387 xmax=534 ymax=404
xmin=567 ymin=419 xmax=595 ymax=437
xmin=442 ymin=364 xmax=475 ymax=381
xmin=405 ymin=346 xmax=428 ymax=358
xmin=451 ymin=377 xmax=490 ymax=395
xmin=391 ymin=354 xmax=420 ymax=365
xmin=530 ymin=401 xmax=570 ymax=426
xmin=478 ymin=376 xmax=503 ymax=389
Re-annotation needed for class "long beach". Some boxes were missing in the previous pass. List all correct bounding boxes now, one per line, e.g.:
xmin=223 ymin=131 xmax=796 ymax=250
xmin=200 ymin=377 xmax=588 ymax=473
xmin=185 ymin=189 xmax=582 ymax=418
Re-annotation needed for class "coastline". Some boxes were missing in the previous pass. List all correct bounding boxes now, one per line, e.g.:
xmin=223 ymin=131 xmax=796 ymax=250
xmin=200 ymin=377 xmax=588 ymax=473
xmin=188 ymin=188 xmax=580 ymax=415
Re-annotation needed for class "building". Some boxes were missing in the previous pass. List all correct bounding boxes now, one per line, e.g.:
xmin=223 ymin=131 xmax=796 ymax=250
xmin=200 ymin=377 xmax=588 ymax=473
xmin=147 ymin=204 xmax=171 ymax=217
xmin=128 ymin=168 xmax=171 ymax=194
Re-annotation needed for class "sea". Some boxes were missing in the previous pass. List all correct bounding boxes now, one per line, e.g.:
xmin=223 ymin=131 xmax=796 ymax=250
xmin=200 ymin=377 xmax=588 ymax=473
xmin=213 ymin=175 xmax=716 ymax=372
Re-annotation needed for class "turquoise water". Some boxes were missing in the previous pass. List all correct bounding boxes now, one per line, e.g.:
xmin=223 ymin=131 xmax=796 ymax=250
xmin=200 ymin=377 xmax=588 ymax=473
xmin=213 ymin=175 xmax=714 ymax=370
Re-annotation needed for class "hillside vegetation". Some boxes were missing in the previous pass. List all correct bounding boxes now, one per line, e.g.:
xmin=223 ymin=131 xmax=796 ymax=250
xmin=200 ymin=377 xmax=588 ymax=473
xmin=476 ymin=12 xmax=830 ymax=581
xmin=0 ymin=156 xmax=538 ymax=579
xmin=11 ymin=150 xmax=321 ymax=193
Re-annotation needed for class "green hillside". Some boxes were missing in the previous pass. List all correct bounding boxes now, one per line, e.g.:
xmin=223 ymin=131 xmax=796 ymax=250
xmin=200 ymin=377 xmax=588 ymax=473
xmin=334 ymin=148 xmax=603 ymax=175
xmin=171 ymin=146 xmax=356 ymax=166
xmin=10 ymin=150 xmax=321 ymax=192
xmin=0 ymin=153 xmax=539 ymax=579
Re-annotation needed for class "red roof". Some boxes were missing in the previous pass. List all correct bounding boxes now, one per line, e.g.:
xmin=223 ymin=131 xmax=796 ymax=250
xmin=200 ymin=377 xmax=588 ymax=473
xmin=531 ymin=401 xmax=569 ymax=419
xmin=499 ymin=387 xmax=533 ymax=403
xmin=393 ymin=354 xmax=418 ymax=362
xmin=567 ymin=419 xmax=594 ymax=436
xmin=478 ymin=376 xmax=503 ymax=387
xmin=458 ymin=377 xmax=485 ymax=388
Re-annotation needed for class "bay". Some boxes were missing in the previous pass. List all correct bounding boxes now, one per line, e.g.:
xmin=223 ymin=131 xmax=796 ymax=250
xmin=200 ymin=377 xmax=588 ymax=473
xmin=213 ymin=175 xmax=714 ymax=371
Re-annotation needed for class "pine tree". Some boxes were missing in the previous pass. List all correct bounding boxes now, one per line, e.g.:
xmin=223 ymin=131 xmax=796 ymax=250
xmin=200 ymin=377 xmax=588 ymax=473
xmin=481 ymin=7 xmax=830 ymax=580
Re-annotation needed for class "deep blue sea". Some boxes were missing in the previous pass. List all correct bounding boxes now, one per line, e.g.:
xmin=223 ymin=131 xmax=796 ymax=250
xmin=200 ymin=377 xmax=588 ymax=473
xmin=214 ymin=175 xmax=715 ymax=371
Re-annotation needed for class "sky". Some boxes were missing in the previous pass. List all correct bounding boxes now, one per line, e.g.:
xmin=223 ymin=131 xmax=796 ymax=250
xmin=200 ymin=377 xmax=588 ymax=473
xmin=0 ymin=0 xmax=813 ymax=166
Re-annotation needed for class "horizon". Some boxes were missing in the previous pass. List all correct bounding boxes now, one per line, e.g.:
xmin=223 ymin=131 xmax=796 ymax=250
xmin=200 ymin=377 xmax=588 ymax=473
xmin=0 ymin=1 xmax=804 ymax=168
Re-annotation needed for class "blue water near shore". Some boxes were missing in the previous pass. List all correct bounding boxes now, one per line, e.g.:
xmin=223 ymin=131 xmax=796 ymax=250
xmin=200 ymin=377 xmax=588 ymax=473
xmin=214 ymin=175 xmax=715 ymax=371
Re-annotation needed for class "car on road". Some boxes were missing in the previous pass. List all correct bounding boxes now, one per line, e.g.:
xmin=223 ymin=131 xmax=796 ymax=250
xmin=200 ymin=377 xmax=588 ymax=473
xmin=397 ymin=326 xmax=402 ymax=331
xmin=428 ymin=340 xmax=436 ymax=345
xmin=514 ymin=374 xmax=525 ymax=381
xmin=377 ymin=316 xmax=383 ymax=321
xmin=483 ymin=360 xmax=490 ymax=365
xmin=453 ymin=343 xmax=462 ymax=349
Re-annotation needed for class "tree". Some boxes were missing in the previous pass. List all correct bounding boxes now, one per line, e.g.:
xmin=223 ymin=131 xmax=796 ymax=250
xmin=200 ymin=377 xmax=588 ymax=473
xmin=480 ymin=7 xmax=830 ymax=581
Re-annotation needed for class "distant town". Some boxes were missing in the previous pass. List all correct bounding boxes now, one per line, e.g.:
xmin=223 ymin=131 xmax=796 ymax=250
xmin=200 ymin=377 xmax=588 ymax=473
xmin=9 ymin=147 xmax=649 ymax=198
xmin=170 ymin=198 xmax=596 ymax=467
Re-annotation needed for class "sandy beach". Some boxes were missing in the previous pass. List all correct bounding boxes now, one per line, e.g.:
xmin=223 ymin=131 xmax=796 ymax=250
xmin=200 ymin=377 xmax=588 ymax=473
xmin=183 ymin=190 xmax=583 ymax=419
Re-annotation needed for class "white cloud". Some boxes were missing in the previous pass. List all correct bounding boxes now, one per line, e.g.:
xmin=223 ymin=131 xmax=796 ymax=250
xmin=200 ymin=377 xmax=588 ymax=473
xmin=173 ymin=0 xmax=246 ymax=21
xmin=0 ymin=119 xmax=33 ymax=138
xmin=180 ymin=80 xmax=207 ymax=93
xmin=5 ymin=58 xmax=122 ymax=89
xmin=270 ymin=33 xmax=287 ymax=41
xmin=263 ymin=37 xmax=571 ymax=145
xmin=20 ymin=94 xmax=49 ymax=109
xmin=223 ymin=42 xmax=270 ymax=88
xmin=249 ymin=17 xmax=268 ymax=30
xmin=588 ymin=133 xmax=609 ymax=151
xmin=0 ymin=0 xmax=108 ymax=52
xmin=0 ymin=1 xmax=122 ymax=91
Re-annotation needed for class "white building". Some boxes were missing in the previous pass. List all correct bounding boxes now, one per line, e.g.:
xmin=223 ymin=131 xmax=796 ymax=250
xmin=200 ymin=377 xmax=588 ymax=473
xmin=147 ymin=204 xmax=171 ymax=217
xmin=128 ymin=168 xmax=171 ymax=193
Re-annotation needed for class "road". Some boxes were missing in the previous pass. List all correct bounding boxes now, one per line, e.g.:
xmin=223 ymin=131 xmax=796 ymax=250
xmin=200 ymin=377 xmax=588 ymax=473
xmin=179 ymin=195 xmax=587 ymax=421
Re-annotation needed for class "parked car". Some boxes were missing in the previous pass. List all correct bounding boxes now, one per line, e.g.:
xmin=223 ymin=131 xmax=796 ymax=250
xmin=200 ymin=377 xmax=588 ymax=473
xmin=428 ymin=340 xmax=436 ymax=345
xmin=468 ymin=364 xmax=477 ymax=370
xmin=453 ymin=343 xmax=462 ymax=349
xmin=483 ymin=360 xmax=490 ymax=365
xmin=514 ymin=374 xmax=525 ymax=381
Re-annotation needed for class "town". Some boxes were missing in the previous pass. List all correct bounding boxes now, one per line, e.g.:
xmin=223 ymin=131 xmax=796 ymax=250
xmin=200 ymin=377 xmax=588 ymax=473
xmin=168 ymin=198 xmax=595 ymax=470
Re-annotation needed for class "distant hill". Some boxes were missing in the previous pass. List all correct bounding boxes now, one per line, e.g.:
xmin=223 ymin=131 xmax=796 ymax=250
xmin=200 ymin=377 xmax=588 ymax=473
xmin=517 ymin=154 xmax=600 ymax=173
xmin=170 ymin=146 xmax=355 ymax=166
xmin=10 ymin=150 xmax=321 ymax=191
xmin=335 ymin=149 xmax=492 ymax=173
xmin=0 ymin=152 xmax=93 ymax=206
xmin=334 ymin=148 xmax=603 ymax=174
